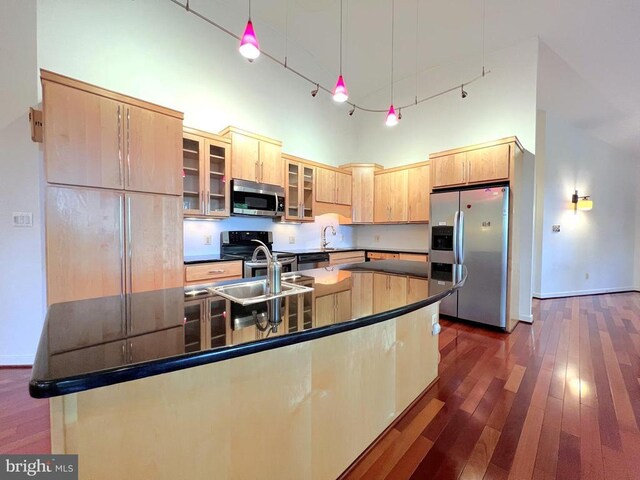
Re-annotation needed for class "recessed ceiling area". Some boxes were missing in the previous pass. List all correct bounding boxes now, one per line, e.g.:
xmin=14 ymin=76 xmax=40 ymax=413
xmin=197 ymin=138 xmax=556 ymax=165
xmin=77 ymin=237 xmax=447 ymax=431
xmin=182 ymin=0 xmax=640 ymax=156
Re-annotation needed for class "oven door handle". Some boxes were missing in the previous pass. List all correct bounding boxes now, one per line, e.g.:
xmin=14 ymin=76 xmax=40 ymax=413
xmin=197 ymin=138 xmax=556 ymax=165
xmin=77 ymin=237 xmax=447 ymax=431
xmin=277 ymin=257 xmax=297 ymax=265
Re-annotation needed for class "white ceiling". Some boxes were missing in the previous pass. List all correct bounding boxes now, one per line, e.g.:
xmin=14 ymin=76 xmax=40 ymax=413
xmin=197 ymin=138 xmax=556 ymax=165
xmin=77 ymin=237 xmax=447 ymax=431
xmin=191 ymin=0 xmax=640 ymax=156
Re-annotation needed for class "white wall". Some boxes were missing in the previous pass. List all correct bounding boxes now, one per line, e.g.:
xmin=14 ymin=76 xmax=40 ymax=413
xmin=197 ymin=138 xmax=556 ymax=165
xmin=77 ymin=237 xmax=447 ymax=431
xmin=354 ymin=225 xmax=428 ymax=251
xmin=184 ymin=214 xmax=353 ymax=256
xmin=534 ymin=112 xmax=638 ymax=297
xmin=355 ymin=38 xmax=539 ymax=167
xmin=635 ymin=169 xmax=640 ymax=290
xmin=0 ymin=0 xmax=45 ymax=364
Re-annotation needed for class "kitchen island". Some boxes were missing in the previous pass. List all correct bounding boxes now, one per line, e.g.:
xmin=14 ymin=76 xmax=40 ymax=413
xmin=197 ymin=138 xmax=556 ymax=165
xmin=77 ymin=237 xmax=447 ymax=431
xmin=31 ymin=260 xmax=465 ymax=479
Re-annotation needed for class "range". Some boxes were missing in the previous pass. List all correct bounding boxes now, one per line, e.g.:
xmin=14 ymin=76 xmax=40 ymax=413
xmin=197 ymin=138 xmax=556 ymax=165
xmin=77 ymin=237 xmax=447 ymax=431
xmin=220 ymin=231 xmax=298 ymax=278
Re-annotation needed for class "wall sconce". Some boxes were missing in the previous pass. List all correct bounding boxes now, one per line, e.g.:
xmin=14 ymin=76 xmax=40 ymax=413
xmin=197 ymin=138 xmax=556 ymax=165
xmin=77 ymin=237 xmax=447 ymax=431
xmin=571 ymin=190 xmax=593 ymax=213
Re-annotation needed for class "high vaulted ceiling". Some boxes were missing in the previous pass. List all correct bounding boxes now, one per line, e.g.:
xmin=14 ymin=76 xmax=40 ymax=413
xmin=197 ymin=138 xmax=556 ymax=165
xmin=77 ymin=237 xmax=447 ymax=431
xmin=183 ymin=0 xmax=640 ymax=157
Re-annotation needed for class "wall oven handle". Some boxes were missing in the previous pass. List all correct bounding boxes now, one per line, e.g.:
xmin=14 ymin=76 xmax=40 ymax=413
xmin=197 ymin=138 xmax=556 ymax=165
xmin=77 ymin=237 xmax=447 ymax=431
xmin=277 ymin=257 xmax=297 ymax=265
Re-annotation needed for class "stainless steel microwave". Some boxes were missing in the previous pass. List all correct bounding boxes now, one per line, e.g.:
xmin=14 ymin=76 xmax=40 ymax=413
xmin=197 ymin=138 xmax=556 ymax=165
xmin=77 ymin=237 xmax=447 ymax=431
xmin=231 ymin=179 xmax=285 ymax=217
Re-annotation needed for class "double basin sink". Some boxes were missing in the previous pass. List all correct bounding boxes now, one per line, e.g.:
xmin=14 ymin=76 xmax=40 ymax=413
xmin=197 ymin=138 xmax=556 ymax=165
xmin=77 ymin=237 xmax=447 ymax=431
xmin=209 ymin=276 xmax=313 ymax=306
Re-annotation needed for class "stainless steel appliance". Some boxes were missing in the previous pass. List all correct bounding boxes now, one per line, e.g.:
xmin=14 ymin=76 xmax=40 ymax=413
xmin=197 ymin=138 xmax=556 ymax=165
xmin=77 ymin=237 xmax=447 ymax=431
xmin=429 ymin=186 xmax=509 ymax=328
xmin=297 ymin=252 xmax=330 ymax=270
xmin=220 ymin=231 xmax=297 ymax=278
xmin=231 ymin=179 xmax=285 ymax=217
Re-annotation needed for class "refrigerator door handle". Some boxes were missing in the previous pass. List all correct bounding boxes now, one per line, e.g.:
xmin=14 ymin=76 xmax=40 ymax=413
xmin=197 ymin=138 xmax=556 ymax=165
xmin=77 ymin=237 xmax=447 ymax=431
xmin=458 ymin=210 xmax=465 ymax=264
xmin=453 ymin=210 xmax=460 ymax=264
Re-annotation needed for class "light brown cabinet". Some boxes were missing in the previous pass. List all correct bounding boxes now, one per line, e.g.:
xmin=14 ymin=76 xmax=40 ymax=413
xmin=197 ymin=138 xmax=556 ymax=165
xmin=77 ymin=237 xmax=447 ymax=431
xmin=407 ymin=164 xmax=430 ymax=222
xmin=184 ymin=261 xmax=243 ymax=286
xmin=184 ymin=296 xmax=230 ymax=352
xmin=182 ymin=128 xmax=230 ymax=217
xmin=374 ymin=169 xmax=408 ymax=223
xmin=315 ymin=167 xmax=352 ymax=206
xmin=42 ymin=71 xmax=183 ymax=196
xmin=329 ymin=251 xmax=365 ymax=266
xmin=283 ymin=154 xmax=315 ymax=221
xmin=315 ymin=290 xmax=352 ymax=327
xmin=367 ymin=251 xmax=399 ymax=261
xmin=340 ymin=164 xmax=382 ymax=223
xmin=431 ymin=140 xmax=515 ymax=189
xmin=46 ymin=186 xmax=183 ymax=305
xmin=373 ymin=273 xmax=408 ymax=312
xmin=221 ymin=127 xmax=283 ymax=187
xmin=399 ymin=253 xmax=428 ymax=262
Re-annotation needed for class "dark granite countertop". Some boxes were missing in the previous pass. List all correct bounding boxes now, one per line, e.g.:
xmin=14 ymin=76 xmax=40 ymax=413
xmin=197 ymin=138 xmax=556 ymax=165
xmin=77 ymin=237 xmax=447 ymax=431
xmin=184 ymin=254 xmax=238 ymax=264
xmin=271 ymin=247 xmax=428 ymax=255
xmin=30 ymin=260 xmax=465 ymax=398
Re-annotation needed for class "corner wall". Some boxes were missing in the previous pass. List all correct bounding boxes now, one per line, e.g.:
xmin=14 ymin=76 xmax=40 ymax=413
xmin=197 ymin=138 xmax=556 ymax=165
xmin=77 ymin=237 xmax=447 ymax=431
xmin=535 ymin=112 xmax=637 ymax=297
xmin=0 ymin=0 xmax=44 ymax=364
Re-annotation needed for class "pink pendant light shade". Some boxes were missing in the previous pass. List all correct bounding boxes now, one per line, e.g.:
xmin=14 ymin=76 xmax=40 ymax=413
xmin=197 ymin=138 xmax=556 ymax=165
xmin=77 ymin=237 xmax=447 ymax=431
xmin=333 ymin=75 xmax=348 ymax=103
xmin=239 ymin=20 xmax=260 ymax=61
xmin=385 ymin=104 xmax=398 ymax=126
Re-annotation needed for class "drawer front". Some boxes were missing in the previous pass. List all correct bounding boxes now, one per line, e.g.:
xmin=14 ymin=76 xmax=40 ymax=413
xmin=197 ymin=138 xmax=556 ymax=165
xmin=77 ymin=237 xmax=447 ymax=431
xmin=184 ymin=261 xmax=243 ymax=284
xmin=367 ymin=252 xmax=399 ymax=261
xmin=398 ymin=253 xmax=428 ymax=262
xmin=329 ymin=251 xmax=365 ymax=266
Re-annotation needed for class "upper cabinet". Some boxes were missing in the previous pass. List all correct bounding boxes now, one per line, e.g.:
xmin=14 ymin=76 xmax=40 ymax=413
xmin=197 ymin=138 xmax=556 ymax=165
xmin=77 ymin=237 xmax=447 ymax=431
xmin=374 ymin=169 xmax=408 ymax=223
xmin=430 ymin=138 xmax=522 ymax=189
xmin=182 ymin=127 xmax=230 ymax=218
xmin=220 ymin=126 xmax=283 ymax=187
xmin=407 ymin=164 xmax=430 ymax=223
xmin=315 ymin=166 xmax=352 ymax=206
xmin=42 ymin=70 xmax=183 ymax=196
xmin=340 ymin=164 xmax=382 ymax=224
xmin=283 ymin=154 xmax=315 ymax=222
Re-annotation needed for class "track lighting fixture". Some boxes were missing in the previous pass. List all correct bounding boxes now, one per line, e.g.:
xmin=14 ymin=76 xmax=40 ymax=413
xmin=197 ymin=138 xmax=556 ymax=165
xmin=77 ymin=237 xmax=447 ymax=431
xmin=461 ymin=85 xmax=468 ymax=99
xmin=311 ymin=84 xmax=319 ymax=97
xmin=348 ymin=105 xmax=355 ymax=116
xmin=239 ymin=1 xmax=260 ymax=61
xmin=386 ymin=105 xmax=398 ymax=127
xmin=398 ymin=108 xmax=402 ymax=120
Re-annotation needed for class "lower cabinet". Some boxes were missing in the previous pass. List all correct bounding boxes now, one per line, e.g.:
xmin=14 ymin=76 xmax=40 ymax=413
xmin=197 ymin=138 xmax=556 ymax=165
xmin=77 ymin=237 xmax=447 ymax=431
xmin=184 ymin=296 xmax=230 ymax=352
xmin=373 ymin=273 xmax=408 ymax=312
xmin=367 ymin=251 xmax=399 ymax=261
xmin=46 ymin=185 xmax=183 ymax=305
xmin=184 ymin=261 xmax=243 ymax=286
xmin=314 ymin=290 xmax=352 ymax=327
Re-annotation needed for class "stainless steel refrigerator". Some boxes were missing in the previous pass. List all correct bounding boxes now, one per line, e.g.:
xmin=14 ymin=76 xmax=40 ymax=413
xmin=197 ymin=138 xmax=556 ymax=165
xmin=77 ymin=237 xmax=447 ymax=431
xmin=429 ymin=186 xmax=509 ymax=328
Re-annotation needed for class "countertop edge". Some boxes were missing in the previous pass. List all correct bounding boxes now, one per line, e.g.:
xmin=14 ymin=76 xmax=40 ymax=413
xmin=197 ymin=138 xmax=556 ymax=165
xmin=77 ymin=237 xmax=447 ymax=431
xmin=29 ymin=278 xmax=462 ymax=399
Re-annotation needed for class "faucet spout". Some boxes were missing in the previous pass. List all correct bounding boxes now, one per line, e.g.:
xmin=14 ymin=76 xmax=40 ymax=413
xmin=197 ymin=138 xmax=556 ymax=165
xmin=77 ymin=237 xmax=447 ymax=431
xmin=321 ymin=225 xmax=337 ymax=249
xmin=251 ymin=239 xmax=281 ymax=294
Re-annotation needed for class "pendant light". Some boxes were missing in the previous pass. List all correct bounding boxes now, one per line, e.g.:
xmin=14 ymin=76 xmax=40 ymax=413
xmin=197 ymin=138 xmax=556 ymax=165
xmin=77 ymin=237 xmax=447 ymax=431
xmin=386 ymin=0 xmax=398 ymax=126
xmin=333 ymin=0 xmax=348 ymax=102
xmin=239 ymin=0 xmax=260 ymax=61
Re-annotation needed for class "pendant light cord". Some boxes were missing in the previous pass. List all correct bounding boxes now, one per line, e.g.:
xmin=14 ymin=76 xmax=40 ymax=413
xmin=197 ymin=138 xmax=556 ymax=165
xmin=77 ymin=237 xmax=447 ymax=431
xmin=340 ymin=0 xmax=343 ymax=75
xmin=249 ymin=0 xmax=252 ymax=21
xmin=482 ymin=0 xmax=486 ymax=75
xmin=285 ymin=0 xmax=289 ymax=66
xmin=391 ymin=0 xmax=395 ymax=103
xmin=415 ymin=0 xmax=419 ymax=104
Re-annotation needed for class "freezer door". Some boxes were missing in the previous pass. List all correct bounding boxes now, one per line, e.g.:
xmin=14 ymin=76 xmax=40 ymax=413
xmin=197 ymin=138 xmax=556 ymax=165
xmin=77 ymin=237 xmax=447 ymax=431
xmin=457 ymin=186 xmax=509 ymax=328
xmin=429 ymin=191 xmax=459 ymax=264
xmin=429 ymin=262 xmax=457 ymax=316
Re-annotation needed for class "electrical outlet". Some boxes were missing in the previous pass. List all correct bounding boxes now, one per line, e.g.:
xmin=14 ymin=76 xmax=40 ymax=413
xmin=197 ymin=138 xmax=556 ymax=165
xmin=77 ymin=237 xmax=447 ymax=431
xmin=431 ymin=313 xmax=438 ymax=326
xmin=585 ymin=272 xmax=589 ymax=280
xmin=289 ymin=236 xmax=295 ymax=244
xmin=552 ymin=225 xmax=561 ymax=233
xmin=374 ymin=235 xmax=380 ymax=242
xmin=204 ymin=235 xmax=212 ymax=245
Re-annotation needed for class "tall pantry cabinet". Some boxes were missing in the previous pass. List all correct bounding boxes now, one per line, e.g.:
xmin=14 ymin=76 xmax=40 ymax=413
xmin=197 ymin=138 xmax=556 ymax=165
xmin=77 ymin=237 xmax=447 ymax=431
xmin=42 ymin=70 xmax=184 ymax=305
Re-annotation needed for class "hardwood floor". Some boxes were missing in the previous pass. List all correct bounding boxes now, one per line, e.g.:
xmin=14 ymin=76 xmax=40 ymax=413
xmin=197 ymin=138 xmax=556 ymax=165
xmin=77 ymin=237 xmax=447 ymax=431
xmin=1 ymin=293 xmax=639 ymax=480
xmin=343 ymin=293 xmax=640 ymax=480
xmin=0 ymin=368 xmax=50 ymax=454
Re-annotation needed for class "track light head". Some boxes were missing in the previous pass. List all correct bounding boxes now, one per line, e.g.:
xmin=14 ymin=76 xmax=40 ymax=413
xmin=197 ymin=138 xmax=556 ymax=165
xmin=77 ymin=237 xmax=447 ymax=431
xmin=311 ymin=84 xmax=319 ymax=97
xmin=398 ymin=108 xmax=402 ymax=120
xmin=348 ymin=105 xmax=355 ymax=116
xmin=461 ymin=85 xmax=468 ymax=99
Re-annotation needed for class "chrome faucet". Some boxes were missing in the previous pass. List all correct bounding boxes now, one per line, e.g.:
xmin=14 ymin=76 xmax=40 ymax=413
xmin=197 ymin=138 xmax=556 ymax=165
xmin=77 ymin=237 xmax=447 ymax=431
xmin=321 ymin=225 xmax=336 ymax=250
xmin=251 ymin=239 xmax=282 ymax=294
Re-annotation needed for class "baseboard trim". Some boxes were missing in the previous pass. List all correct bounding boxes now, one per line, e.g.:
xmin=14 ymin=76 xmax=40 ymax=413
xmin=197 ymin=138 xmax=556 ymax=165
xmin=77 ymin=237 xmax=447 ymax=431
xmin=0 ymin=355 xmax=35 ymax=366
xmin=533 ymin=287 xmax=638 ymax=300
xmin=517 ymin=314 xmax=533 ymax=323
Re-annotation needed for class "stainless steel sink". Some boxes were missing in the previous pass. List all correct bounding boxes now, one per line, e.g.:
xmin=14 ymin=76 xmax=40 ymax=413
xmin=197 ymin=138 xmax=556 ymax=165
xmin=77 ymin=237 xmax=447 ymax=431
xmin=209 ymin=279 xmax=313 ymax=306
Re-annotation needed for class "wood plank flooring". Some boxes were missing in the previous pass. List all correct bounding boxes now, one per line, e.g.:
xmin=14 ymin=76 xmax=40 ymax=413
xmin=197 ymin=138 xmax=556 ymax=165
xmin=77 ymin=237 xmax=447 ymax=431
xmin=343 ymin=293 xmax=640 ymax=480
xmin=1 ymin=293 xmax=639 ymax=480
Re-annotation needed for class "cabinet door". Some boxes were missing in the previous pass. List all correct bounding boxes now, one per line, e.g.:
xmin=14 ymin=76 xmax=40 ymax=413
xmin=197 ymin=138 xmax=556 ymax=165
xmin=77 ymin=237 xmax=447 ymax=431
xmin=259 ymin=141 xmax=283 ymax=186
xmin=432 ymin=153 xmax=466 ymax=188
xmin=407 ymin=165 xmax=430 ymax=222
xmin=315 ymin=167 xmax=336 ymax=203
xmin=467 ymin=144 xmax=510 ymax=184
xmin=128 ymin=327 xmax=185 ymax=363
xmin=230 ymin=132 xmax=259 ymax=182
xmin=350 ymin=272 xmax=373 ymax=318
xmin=301 ymin=164 xmax=315 ymax=220
xmin=49 ymin=340 xmax=126 ymax=378
xmin=335 ymin=171 xmax=352 ymax=205
xmin=351 ymin=167 xmax=375 ymax=223
xmin=373 ymin=173 xmax=390 ymax=222
xmin=46 ymin=186 xmax=125 ymax=305
xmin=285 ymin=161 xmax=301 ymax=220
xmin=126 ymin=193 xmax=183 ymax=293
xmin=407 ymin=278 xmax=429 ymax=304
xmin=205 ymin=139 xmax=230 ymax=216
xmin=125 ymin=105 xmax=182 ymax=195
xmin=182 ymin=134 xmax=205 ymax=215
xmin=44 ymin=81 xmax=123 ymax=190
xmin=314 ymin=295 xmax=336 ymax=326
xmin=334 ymin=290 xmax=352 ymax=323
xmin=389 ymin=170 xmax=408 ymax=222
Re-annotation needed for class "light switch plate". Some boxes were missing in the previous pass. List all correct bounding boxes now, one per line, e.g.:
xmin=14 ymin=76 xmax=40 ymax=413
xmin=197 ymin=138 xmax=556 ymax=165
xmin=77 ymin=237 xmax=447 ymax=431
xmin=12 ymin=212 xmax=33 ymax=227
xmin=288 ymin=236 xmax=295 ymax=244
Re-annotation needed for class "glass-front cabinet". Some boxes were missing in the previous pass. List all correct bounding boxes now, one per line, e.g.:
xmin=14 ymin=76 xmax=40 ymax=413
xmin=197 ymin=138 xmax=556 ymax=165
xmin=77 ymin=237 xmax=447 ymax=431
xmin=284 ymin=154 xmax=315 ymax=222
xmin=182 ymin=128 xmax=230 ymax=218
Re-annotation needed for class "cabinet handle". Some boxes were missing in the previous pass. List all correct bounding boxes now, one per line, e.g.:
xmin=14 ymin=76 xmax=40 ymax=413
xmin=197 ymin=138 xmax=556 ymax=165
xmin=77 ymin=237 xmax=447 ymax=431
xmin=117 ymin=105 xmax=123 ymax=187
xmin=408 ymin=205 xmax=411 ymax=220
xmin=201 ymin=190 xmax=205 ymax=213
xmin=126 ymin=107 xmax=131 ymax=187
xmin=300 ymin=202 xmax=303 ymax=219
xmin=119 ymin=195 xmax=126 ymax=332
xmin=121 ymin=342 xmax=126 ymax=363
xmin=129 ymin=341 xmax=133 ymax=363
xmin=468 ymin=161 xmax=471 ymax=181
xmin=255 ymin=161 xmax=259 ymax=182
xmin=208 ymin=269 xmax=225 ymax=274
xmin=127 ymin=195 xmax=133 ymax=328
xmin=205 ymin=190 xmax=210 ymax=214
xmin=261 ymin=162 xmax=264 ymax=182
